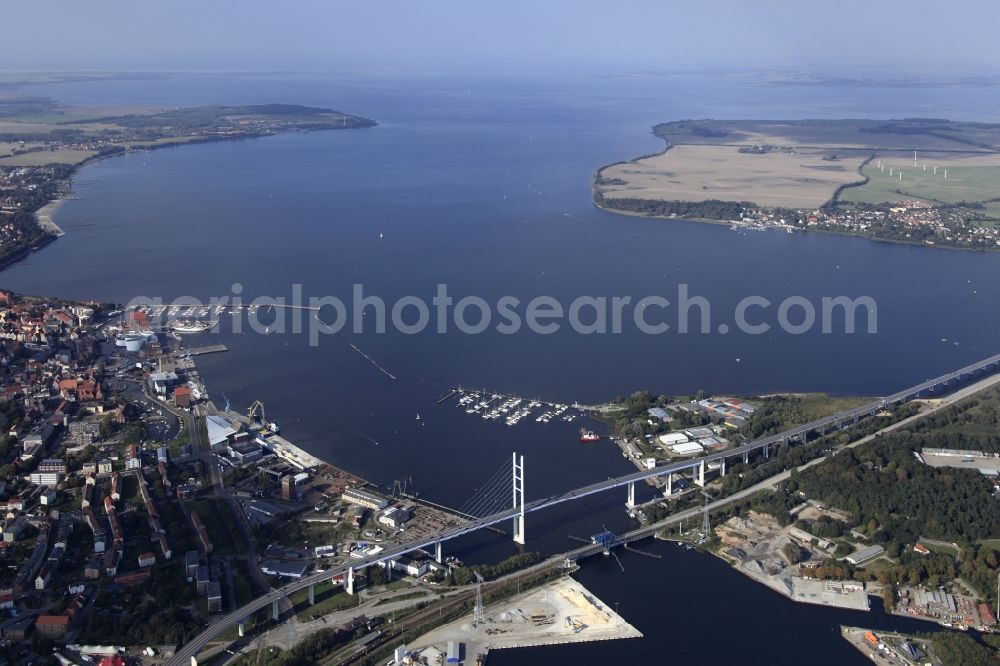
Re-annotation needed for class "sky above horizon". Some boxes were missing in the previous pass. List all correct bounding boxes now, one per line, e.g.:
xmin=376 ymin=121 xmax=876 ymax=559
xmin=3 ymin=1 xmax=1000 ymax=76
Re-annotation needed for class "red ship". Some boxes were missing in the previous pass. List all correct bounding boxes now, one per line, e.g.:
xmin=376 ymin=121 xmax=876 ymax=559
xmin=579 ymin=428 xmax=601 ymax=443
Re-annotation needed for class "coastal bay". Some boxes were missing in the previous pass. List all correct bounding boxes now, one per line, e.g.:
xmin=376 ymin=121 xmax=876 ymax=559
xmin=7 ymin=72 xmax=1000 ymax=664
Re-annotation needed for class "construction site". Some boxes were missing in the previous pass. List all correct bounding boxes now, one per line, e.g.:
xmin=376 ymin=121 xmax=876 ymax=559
xmin=714 ymin=511 xmax=870 ymax=612
xmin=402 ymin=576 xmax=641 ymax=664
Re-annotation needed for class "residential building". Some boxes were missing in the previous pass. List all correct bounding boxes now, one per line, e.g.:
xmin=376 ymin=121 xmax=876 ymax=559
xmin=68 ymin=420 xmax=101 ymax=447
xmin=3 ymin=515 xmax=28 ymax=542
xmin=110 ymin=472 xmax=122 ymax=501
xmin=173 ymin=385 xmax=193 ymax=408
xmin=38 ymin=458 xmax=67 ymax=475
xmin=35 ymin=614 xmax=70 ymax=638
xmin=30 ymin=471 xmax=61 ymax=486
xmin=196 ymin=565 xmax=210 ymax=594
xmin=190 ymin=511 xmax=212 ymax=554
xmin=206 ymin=581 xmax=222 ymax=613
xmin=184 ymin=550 xmax=200 ymax=580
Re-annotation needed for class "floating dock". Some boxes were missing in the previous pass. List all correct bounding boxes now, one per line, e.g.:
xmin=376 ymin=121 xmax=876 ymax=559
xmin=448 ymin=387 xmax=592 ymax=428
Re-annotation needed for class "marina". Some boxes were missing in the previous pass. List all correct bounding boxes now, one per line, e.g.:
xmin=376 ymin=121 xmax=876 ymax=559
xmin=441 ymin=387 xmax=593 ymax=428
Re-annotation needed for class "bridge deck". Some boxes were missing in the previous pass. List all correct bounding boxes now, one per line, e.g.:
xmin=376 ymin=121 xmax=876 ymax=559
xmin=167 ymin=351 xmax=1000 ymax=665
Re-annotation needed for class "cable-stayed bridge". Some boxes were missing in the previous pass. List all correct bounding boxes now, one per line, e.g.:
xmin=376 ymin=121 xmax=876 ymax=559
xmin=171 ymin=350 xmax=1000 ymax=665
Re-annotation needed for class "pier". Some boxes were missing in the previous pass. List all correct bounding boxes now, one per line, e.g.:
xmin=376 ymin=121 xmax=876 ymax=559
xmin=188 ymin=344 xmax=228 ymax=356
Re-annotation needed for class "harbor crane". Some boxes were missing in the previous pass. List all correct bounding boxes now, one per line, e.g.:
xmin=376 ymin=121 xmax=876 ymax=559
xmin=248 ymin=400 xmax=267 ymax=424
xmin=248 ymin=400 xmax=280 ymax=434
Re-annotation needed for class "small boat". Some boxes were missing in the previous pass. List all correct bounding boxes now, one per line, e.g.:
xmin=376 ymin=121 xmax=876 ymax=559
xmin=416 ymin=413 xmax=421 ymax=420
xmin=579 ymin=428 xmax=600 ymax=443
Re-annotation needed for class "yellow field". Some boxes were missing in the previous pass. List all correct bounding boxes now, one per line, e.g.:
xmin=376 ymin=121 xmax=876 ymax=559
xmin=0 ymin=119 xmax=121 ymax=134
xmin=599 ymin=145 xmax=867 ymax=209
xmin=0 ymin=149 xmax=97 ymax=166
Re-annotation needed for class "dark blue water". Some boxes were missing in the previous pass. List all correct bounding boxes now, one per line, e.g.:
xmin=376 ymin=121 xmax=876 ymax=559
xmin=493 ymin=540 xmax=942 ymax=666
xmin=4 ymin=73 xmax=999 ymax=662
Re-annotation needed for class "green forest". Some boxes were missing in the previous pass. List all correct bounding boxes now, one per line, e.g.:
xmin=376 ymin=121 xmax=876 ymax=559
xmin=763 ymin=388 xmax=1000 ymax=608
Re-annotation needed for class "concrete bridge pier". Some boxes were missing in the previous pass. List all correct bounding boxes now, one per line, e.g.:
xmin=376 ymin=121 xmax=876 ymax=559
xmin=626 ymin=481 xmax=636 ymax=508
xmin=271 ymin=599 xmax=279 ymax=621
xmin=695 ymin=461 xmax=705 ymax=487
xmin=742 ymin=451 xmax=749 ymax=465
xmin=386 ymin=559 xmax=394 ymax=582
xmin=308 ymin=582 xmax=315 ymax=606
xmin=512 ymin=452 xmax=526 ymax=545
xmin=720 ymin=457 xmax=726 ymax=477
xmin=346 ymin=567 xmax=355 ymax=595
xmin=663 ymin=473 xmax=672 ymax=497
xmin=238 ymin=621 xmax=245 ymax=638
xmin=763 ymin=443 xmax=770 ymax=459
xmin=191 ymin=658 xmax=199 ymax=666
xmin=435 ymin=541 xmax=443 ymax=564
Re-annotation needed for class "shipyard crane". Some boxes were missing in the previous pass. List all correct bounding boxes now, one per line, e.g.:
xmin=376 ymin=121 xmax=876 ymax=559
xmin=248 ymin=400 xmax=267 ymax=424
xmin=248 ymin=400 xmax=280 ymax=434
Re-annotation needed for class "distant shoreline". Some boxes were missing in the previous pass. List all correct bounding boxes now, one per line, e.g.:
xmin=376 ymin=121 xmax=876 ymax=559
xmin=11 ymin=114 xmax=376 ymax=270
xmin=593 ymin=117 xmax=1000 ymax=252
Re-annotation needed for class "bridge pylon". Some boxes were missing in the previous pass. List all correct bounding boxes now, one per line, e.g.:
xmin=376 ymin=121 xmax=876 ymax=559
xmin=512 ymin=452 xmax=525 ymax=545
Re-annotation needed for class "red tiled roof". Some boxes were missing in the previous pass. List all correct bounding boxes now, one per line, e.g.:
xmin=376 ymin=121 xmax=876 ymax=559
xmin=36 ymin=614 xmax=69 ymax=626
